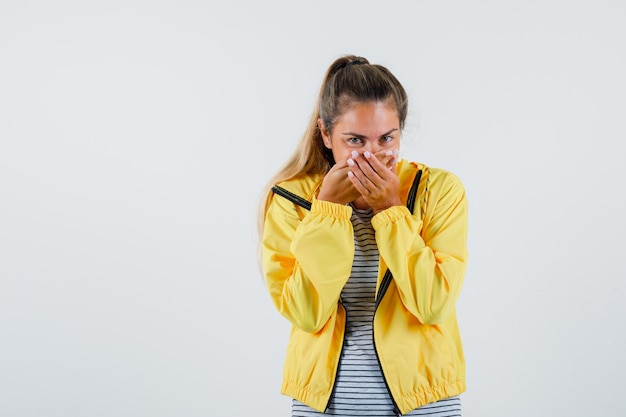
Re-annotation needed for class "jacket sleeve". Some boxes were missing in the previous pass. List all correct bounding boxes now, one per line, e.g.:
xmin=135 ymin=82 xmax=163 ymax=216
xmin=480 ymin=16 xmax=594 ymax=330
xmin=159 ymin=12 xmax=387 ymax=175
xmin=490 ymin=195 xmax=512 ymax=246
xmin=262 ymin=195 xmax=354 ymax=333
xmin=371 ymin=171 xmax=468 ymax=325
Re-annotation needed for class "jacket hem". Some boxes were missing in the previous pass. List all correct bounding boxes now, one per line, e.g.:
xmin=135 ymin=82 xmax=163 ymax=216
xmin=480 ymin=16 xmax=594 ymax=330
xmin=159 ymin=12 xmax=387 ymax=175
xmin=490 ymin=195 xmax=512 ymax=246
xmin=396 ymin=379 xmax=466 ymax=415
xmin=281 ymin=381 xmax=330 ymax=413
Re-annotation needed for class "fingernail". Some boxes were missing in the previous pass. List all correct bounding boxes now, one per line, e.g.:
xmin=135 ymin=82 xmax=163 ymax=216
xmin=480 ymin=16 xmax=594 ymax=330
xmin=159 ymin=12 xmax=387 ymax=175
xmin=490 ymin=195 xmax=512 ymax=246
xmin=364 ymin=151 xmax=371 ymax=158
xmin=385 ymin=150 xmax=393 ymax=156
xmin=347 ymin=158 xmax=355 ymax=166
xmin=351 ymin=151 xmax=359 ymax=158
xmin=393 ymin=149 xmax=399 ymax=156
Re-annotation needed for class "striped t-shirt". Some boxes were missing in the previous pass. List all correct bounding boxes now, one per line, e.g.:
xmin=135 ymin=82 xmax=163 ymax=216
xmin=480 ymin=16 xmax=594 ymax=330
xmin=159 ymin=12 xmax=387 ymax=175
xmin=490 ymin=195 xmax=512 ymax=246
xmin=292 ymin=206 xmax=461 ymax=417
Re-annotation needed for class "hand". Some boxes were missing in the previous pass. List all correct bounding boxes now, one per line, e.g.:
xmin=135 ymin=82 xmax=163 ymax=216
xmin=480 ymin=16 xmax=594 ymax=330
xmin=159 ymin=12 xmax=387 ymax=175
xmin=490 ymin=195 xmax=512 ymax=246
xmin=347 ymin=149 xmax=401 ymax=214
xmin=317 ymin=158 xmax=362 ymax=205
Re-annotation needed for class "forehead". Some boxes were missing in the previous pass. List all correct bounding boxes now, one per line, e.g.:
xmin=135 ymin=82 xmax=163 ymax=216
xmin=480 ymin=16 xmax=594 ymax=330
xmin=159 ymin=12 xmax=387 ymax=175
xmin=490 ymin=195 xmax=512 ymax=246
xmin=335 ymin=100 xmax=399 ymax=133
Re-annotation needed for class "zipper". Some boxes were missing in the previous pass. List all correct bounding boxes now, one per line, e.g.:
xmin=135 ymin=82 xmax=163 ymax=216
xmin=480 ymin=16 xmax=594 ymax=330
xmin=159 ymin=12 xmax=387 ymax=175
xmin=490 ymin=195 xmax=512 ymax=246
xmin=271 ymin=185 xmax=312 ymax=210
xmin=325 ymin=300 xmax=347 ymax=413
xmin=373 ymin=270 xmax=402 ymax=416
xmin=370 ymin=168 xmax=422 ymax=416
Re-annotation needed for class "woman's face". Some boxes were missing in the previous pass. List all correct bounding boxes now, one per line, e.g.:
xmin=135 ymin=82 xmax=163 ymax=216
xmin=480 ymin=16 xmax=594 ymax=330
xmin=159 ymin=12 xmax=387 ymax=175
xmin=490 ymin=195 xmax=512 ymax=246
xmin=319 ymin=100 xmax=400 ymax=164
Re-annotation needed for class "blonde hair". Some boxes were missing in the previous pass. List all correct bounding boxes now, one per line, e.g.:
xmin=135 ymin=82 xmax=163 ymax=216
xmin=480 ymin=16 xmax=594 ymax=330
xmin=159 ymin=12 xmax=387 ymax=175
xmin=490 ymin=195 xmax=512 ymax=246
xmin=256 ymin=55 xmax=408 ymax=253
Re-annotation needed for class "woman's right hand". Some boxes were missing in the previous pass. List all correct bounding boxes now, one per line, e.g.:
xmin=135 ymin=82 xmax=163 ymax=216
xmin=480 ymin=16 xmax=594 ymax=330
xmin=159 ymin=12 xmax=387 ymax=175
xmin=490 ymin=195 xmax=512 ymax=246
xmin=317 ymin=159 xmax=361 ymax=205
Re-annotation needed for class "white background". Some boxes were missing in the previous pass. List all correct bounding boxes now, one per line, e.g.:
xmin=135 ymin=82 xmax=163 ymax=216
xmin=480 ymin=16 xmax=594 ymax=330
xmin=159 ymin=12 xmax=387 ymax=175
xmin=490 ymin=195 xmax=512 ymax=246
xmin=1 ymin=1 xmax=625 ymax=416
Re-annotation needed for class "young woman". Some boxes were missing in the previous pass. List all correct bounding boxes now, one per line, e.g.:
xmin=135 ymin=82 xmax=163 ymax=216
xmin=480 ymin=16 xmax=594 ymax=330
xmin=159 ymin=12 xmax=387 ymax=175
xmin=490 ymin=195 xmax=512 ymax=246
xmin=259 ymin=55 xmax=468 ymax=416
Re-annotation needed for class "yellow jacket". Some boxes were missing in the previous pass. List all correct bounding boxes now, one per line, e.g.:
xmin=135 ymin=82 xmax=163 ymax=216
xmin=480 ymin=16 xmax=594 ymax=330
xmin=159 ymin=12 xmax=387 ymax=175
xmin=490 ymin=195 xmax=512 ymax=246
xmin=262 ymin=160 xmax=468 ymax=414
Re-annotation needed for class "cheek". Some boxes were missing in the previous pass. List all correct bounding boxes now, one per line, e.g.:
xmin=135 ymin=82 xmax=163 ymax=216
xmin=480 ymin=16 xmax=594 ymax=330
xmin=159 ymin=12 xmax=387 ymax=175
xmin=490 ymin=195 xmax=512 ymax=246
xmin=332 ymin=148 xmax=352 ymax=161
xmin=383 ymin=140 xmax=400 ymax=152
xmin=328 ymin=142 xmax=350 ymax=160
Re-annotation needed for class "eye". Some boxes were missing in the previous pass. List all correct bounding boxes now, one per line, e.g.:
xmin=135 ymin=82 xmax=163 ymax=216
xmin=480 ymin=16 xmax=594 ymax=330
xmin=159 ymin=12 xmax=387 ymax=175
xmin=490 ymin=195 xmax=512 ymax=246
xmin=347 ymin=137 xmax=362 ymax=144
xmin=381 ymin=135 xmax=394 ymax=143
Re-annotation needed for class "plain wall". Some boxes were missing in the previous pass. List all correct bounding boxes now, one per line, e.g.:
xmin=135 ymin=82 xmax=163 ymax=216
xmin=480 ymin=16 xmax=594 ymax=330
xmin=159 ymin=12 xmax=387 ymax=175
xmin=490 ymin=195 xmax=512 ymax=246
xmin=1 ymin=1 xmax=625 ymax=416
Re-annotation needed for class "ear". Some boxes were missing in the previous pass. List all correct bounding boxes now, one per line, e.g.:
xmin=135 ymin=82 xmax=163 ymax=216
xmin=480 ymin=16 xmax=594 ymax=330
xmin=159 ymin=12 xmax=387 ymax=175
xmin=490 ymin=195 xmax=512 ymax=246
xmin=318 ymin=118 xmax=332 ymax=149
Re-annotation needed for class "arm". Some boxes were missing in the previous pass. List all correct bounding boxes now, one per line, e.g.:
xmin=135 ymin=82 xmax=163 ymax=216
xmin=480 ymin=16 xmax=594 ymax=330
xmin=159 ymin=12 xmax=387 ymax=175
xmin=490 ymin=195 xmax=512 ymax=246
xmin=263 ymin=195 xmax=354 ymax=333
xmin=372 ymin=171 xmax=468 ymax=325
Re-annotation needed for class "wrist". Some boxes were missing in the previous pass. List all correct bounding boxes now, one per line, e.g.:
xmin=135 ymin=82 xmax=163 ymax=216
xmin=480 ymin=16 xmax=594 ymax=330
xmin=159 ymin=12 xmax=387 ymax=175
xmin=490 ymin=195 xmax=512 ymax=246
xmin=317 ymin=189 xmax=344 ymax=205
xmin=372 ymin=197 xmax=402 ymax=215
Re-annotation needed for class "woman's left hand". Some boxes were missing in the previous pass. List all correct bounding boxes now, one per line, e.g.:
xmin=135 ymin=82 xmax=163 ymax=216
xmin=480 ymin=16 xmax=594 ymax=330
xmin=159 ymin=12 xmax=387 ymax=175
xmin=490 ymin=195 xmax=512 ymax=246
xmin=347 ymin=150 xmax=402 ymax=214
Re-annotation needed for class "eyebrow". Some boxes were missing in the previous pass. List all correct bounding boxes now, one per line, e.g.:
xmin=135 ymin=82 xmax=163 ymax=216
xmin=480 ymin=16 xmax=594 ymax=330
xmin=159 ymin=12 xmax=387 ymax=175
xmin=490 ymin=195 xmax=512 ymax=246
xmin=341 ymin=128 xmax=398 ymax=138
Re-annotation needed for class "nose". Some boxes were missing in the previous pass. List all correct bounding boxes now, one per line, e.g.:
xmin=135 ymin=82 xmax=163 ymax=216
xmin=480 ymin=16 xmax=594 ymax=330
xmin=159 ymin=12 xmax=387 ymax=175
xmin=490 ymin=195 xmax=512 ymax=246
xmin=365 ymin=142 xmax=382 ymax=154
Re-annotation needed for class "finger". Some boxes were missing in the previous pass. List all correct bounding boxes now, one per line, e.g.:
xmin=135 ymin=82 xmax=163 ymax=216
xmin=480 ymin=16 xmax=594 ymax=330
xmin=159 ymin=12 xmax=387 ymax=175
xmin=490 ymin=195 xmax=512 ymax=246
xmin=361 ymin=151 xmax=395 ymax=181
xmin=328 ymin=157 xmax=350 ymax=172
xmin=389 ymin=160 xmax=397 ymax=175
xmin=350 ymin=151 xmax=398 ymax=192
xmin=347 ymin=170 xmax=371 ymax=196
xmin=352 ymin=154 xmax=381 ymax=187
xmin=348 ymin=155 xmax=391 ymax=199
xmin=374 ymin=149 xmax=398 ymax=169
xmin=371 ymin=150 xmax=401 ymax=178
xmin=347 ymin=157 xmax=377 ymax=193
xmin=381 ymin=149 xmax=399 ymax=174
xmin=388 ymin=149 xmax=399 ymax=171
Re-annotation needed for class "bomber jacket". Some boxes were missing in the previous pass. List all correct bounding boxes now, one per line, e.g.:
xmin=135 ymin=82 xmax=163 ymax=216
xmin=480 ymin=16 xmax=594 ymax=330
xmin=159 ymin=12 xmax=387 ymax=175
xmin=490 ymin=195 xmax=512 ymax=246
xmin=262 ymin=159 xmax=468 ymax=415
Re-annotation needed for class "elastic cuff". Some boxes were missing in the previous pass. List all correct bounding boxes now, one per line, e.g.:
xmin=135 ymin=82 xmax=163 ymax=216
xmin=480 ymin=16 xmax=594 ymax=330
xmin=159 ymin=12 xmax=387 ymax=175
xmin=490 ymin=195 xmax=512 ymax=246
xmin=311 ymin=198 xmax=353 ymax=219
xmin=371 ymin=205 xmax=411 ymax=229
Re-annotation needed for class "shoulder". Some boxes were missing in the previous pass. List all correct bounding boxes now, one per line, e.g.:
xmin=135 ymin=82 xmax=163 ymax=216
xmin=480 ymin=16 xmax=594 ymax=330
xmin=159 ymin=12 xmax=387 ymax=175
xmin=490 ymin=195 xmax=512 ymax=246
xmin=428 ymin=167 xmax=465 ymax=193
xmin=265 ymin=174 xmax=323 ymax=219
xmin=398 ymin=160 xmax=463 ymax=189
xmin=274 ymin=173 xmax=323 ymax=202
xmin=397 ymin=160 xmax=466 ymax=217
